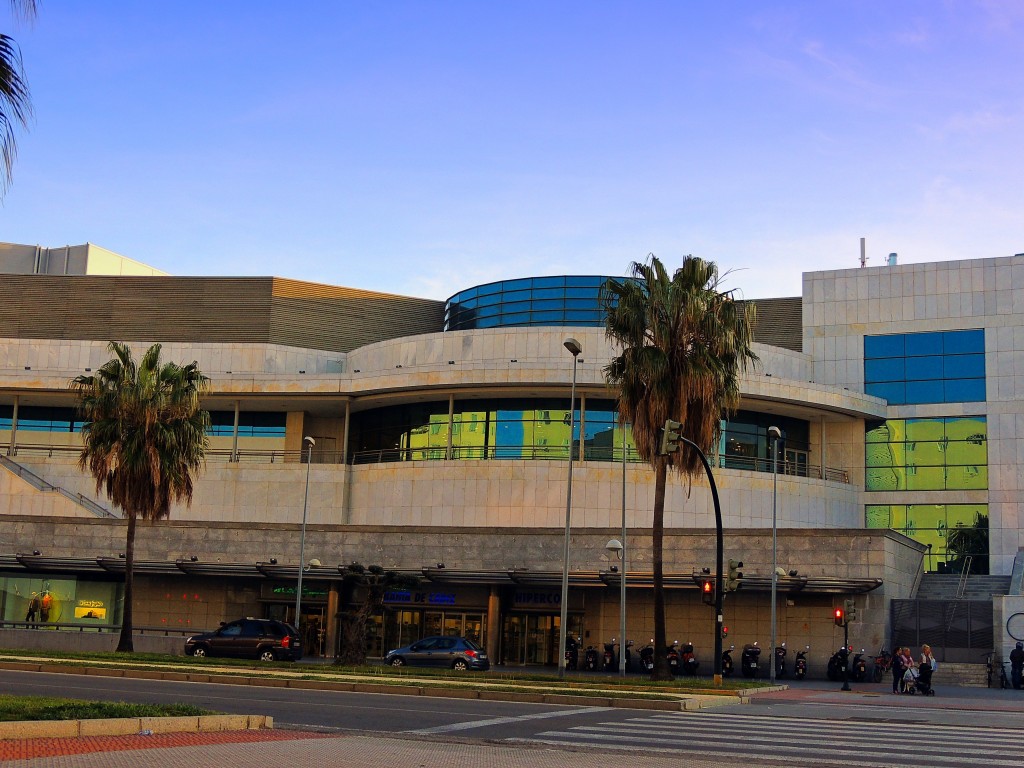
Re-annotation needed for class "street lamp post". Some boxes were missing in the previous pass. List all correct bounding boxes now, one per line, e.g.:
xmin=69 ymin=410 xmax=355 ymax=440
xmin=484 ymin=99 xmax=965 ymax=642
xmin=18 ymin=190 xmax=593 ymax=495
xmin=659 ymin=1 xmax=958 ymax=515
xmin=605 ymin=537 xmax=626 ymax=677
xmin=768 ymin=425 xmax=781 ymax=684
xmin=294 ymin=436 xmax=315 ymax=631
xmin=557 ymin=338 xmax=582 ymax=679
xmin=619 ymin=424 xmax=628 ymax=676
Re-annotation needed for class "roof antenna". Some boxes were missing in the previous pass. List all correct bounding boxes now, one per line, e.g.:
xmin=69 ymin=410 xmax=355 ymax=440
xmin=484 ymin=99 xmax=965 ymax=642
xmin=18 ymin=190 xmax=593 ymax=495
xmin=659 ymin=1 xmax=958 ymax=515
xmin=860 ymin=237 xmax=867 ymax=268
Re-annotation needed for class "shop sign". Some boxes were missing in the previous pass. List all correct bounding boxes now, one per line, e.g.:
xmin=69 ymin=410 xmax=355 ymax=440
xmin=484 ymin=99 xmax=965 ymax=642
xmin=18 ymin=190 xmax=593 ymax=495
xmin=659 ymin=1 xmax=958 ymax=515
xmin=384 ymin=590 xmax=457 ymax=605
xmin=513 ymin=590 xmax=561 ymax=608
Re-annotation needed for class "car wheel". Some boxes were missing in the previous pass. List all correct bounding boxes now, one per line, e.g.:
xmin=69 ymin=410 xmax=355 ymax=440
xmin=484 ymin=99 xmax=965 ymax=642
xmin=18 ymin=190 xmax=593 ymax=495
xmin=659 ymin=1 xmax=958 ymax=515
xmin=192 ymin=646 xmax=208 ymax=658
xmin=259 ymin=649 xmax=277 ymax=662
xmin=390 ymin=657 xmax=405 ymax=667
xmin=452 ymin=659 xmax=469 ymax=671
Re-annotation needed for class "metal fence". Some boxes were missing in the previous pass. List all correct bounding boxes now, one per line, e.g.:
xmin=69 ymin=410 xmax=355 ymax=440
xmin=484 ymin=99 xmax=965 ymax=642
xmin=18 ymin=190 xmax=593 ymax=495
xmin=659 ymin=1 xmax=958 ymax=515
xmin=890 ymin=599 xmax=993 ymax=663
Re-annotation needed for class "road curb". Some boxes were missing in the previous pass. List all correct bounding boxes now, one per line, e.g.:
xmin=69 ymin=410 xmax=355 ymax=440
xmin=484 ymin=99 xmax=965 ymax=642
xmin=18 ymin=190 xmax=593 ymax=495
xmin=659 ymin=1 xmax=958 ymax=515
xmin=0 ymin=659 xmax=747 ymax=712
xmin=0 ymin=714 xmax=272 ymax=740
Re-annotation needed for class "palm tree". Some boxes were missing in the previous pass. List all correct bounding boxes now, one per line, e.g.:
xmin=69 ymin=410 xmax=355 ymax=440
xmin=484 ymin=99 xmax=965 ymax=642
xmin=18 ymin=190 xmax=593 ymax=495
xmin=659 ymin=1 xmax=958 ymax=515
xmin=72 ymin=342 xmax=210 ymax=652
xmin=601 ymin=255 xmax=757 ymax=679
xmin=1 ymin=0 xmax=35 ymax=197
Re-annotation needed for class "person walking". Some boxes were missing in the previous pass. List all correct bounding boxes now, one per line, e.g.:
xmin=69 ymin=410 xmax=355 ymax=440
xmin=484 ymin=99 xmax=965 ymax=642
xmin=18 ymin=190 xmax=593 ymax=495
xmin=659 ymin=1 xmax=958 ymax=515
xmin=40 ymin=590 xmax=52 ymax=623
xmin=1010 ymin=642 xmax=1024 ymax=690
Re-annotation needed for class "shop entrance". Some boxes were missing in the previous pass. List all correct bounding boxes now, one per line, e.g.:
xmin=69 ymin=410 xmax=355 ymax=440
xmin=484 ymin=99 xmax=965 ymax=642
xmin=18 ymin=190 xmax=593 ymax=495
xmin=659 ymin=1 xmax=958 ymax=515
xmin=372 ymin=609 xmax=486 ymax=658
xmin=501 ymin=613 xmax=582 ymax=665
xmin=266 ymin=603 xmax=327 ymax=657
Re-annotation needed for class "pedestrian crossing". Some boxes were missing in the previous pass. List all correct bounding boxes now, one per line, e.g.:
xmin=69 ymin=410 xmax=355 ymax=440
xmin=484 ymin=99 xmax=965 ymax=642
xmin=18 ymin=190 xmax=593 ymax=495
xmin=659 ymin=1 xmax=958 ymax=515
xmin=510 ymin=710 xmax=1024 ymax=767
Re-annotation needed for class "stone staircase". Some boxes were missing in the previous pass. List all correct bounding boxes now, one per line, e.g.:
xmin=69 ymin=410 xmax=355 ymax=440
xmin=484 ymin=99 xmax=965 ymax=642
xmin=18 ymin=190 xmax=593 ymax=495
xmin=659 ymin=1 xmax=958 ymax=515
xmin=916 ymin=574 xmax=1011 ymax=601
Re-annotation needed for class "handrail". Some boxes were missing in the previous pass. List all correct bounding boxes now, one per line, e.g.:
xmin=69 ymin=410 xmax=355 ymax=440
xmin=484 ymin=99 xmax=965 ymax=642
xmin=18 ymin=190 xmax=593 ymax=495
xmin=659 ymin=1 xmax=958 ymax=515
xmin=955 ymin=556 xmax=973 ymax=599
xmin=0 ymin=452 xmax=116 ymax=518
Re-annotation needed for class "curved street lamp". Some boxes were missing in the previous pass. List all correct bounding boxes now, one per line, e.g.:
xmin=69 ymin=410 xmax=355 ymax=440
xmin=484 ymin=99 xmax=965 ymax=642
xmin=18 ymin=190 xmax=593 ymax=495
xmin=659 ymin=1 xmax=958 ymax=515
xmin=557 ymin=338 xmax=582 ymax=679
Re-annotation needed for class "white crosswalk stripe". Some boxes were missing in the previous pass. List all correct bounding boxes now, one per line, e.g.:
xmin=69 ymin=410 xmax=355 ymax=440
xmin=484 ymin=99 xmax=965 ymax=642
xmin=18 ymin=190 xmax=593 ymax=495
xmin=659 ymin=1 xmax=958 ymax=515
xmin=509 ymin=710 xmax=1024 ymax=768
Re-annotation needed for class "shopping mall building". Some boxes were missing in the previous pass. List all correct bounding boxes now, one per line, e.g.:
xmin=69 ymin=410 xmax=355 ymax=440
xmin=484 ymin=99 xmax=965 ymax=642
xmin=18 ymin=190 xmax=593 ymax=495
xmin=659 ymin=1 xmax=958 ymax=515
xmin=1 ymin=242 xmax=1022 ymax=670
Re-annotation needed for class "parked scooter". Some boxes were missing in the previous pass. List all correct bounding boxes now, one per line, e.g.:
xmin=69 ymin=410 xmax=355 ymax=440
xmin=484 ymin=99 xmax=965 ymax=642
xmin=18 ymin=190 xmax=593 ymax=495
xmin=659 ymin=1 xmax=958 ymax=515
xmin=681 ymin=642 xmax=699 ymax=676
xmin=666 ymin=640 xmax=681 ymax=675
xmin=623 ymin=640 xmax=634 ymax=672
xmin=774 ymin=642 xmax=788 ymax=678
xmin=851 ymin=649 xmax=868 ymax=682
xmin=794 ymin=645 xmax=809 ymax=680
xmin=741 ymin=642 xmax=761 ymax=679
xmin=564 ymin=635 xmax=579 ymax=670
xmin=826 ymin=646 xmax=849 ymax=682
xmin=721 ymin=645 xmax=735 ymax=677
xmin=603 ymin=640 xmax=617 ymax=672
xmin=872 ymin=647 xmax=892 ymax=683
xmin=639 ymin=639 xmax=655 ymax=672
xmin=583 ymin=644 xmax=600 ymax=671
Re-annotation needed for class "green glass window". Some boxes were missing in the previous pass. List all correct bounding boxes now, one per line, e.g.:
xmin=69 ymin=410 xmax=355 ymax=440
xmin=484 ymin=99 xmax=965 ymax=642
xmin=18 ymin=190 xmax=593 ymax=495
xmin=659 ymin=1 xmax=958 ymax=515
xmin=866 ymin=504 xmax=988 ymax=573
xmin=865 ymin=417 xmax=987 ymax=491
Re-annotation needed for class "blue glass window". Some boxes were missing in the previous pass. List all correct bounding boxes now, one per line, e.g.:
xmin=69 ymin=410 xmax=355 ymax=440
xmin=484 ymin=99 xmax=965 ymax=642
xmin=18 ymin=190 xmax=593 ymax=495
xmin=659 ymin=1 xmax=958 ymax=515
xmin=864 ymin=330 xmax=985 ymax=405
xmin=444 ymin=276 xmax=616 ymax=331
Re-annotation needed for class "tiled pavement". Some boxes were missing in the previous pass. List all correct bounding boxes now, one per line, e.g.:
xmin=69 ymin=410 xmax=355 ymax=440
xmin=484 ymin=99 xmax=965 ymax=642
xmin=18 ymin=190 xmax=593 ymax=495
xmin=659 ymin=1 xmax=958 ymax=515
xmin=0 ymin=729 xmax=333 ymax=763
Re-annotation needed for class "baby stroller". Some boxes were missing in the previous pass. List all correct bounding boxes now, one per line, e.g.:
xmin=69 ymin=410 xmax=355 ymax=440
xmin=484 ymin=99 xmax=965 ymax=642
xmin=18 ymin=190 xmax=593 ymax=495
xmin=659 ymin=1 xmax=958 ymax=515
xmin=915 ymin=661 xmax=936 ymax=696
xmin=900 ymin=665 xmax=920 ymax=694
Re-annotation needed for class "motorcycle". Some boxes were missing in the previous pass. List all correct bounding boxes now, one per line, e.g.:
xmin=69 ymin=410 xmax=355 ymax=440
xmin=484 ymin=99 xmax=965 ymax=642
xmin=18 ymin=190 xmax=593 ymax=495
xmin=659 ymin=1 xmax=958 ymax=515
xmin=564 ymin=635 xmax=579 ymax=671
xmin=826 ymin=646 xmax=849 ymax=682
xmin=638 ymin=639 xmax=655 ymax=672
xmin=681 ymin=642 xmax=699 ymax=676
xmin=851 ymin=649 xmax=868 ymax=682
xmin=872 ymin=647 xmax=892 ymax=683
xmin=583 ymin=644 xmax=600 ymax=672
xmin=666 ymin=640 xmax=681 ymax=676
xmin=741 ymin=642 xmax=761 ymax=679
xmin=603 ymin=640 xmax=617 ymax=672
xmin=774 ymin=642 xmax=788 ymax=678
xmin=794 ymin=645 xmax=809 ymax=680
xmin=721 ymin=645 xmax=735 ymax=677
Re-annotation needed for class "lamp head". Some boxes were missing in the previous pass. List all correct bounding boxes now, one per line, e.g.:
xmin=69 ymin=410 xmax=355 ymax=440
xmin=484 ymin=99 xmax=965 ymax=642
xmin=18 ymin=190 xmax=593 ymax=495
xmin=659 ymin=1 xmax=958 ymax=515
xmin=768 ymin=425 xmax=782 ymax=440
xmin=563 ymin=338 xmax=582 ymax=357
xmin=308 ymin=558 xmax=322 ymax=568
xmin=304 ymin=436 xmax=316 ymax=446
xmin=605 ymin=538 xmax=623 ymax=555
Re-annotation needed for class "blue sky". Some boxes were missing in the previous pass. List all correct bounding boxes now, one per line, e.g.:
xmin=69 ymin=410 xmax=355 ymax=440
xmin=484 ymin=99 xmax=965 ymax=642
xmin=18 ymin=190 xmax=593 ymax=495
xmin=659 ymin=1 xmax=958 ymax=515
xmin=2 ymin=1 xmax=1023 ymax=300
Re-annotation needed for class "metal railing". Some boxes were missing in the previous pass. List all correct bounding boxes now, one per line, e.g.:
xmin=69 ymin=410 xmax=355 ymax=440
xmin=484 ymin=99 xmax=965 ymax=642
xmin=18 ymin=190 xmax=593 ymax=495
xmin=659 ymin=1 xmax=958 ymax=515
xmin=8 ymin=441 xmax=851 ymax=483
xmin=0 ymin=619 xmax=198 ymax=636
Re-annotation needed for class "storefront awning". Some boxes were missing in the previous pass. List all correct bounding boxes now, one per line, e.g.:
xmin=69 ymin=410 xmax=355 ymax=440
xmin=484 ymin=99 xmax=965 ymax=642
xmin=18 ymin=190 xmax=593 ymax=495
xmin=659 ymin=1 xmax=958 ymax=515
xmin=1 ymin=555 xmax=882 ymax=594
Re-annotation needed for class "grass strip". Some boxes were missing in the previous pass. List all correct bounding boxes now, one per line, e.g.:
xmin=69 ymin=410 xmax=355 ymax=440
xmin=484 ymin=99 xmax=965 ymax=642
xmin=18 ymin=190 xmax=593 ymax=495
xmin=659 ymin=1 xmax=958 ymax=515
xmin=0 ymin=694 xmax=213 ymax=722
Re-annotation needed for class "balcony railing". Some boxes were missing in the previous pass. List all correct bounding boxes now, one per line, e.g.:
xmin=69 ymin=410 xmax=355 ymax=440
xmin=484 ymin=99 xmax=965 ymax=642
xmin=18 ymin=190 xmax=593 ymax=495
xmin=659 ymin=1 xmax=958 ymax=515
xmin=8 ymin=442 xmax=849 ymax=483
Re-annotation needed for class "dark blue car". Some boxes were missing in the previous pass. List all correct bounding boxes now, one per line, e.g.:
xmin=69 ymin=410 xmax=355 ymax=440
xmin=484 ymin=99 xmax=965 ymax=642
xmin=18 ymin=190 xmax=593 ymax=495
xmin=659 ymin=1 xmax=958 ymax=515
xmin=385 ymin=636 xmax=489 ymax=671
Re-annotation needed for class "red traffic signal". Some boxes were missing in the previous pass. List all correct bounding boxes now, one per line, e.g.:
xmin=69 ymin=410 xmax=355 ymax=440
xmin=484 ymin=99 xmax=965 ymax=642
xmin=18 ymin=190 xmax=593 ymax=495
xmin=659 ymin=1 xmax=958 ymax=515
xmin=833 ymin=607 xmax=845 ymax=626
xmin=721 ymin=625 xmax=729 ymax=638
xmin=701 ymin=578 xmax=715 ymax=605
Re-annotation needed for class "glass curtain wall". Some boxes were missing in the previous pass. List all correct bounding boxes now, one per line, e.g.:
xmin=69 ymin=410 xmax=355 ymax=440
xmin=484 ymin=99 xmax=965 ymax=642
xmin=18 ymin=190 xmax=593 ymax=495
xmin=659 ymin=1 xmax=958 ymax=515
xmin=865 ymin=417 xmax=987 ymax=492
xmin=866 ymin=504 xmax=989 ymax=573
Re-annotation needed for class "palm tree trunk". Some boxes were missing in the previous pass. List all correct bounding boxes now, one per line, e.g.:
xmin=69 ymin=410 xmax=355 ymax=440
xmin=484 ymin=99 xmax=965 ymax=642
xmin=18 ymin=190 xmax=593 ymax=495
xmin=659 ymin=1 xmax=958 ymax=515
xmin=116 ymin=512 xmax=136 ymax=652
xmin=651 ymin=460 xmax=671 ymax=680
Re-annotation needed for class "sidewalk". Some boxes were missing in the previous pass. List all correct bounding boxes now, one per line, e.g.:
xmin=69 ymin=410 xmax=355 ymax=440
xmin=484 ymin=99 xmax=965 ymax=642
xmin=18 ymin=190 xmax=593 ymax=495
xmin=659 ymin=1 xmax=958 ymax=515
xmin=0 ymin=731 xmax=771 ymax=768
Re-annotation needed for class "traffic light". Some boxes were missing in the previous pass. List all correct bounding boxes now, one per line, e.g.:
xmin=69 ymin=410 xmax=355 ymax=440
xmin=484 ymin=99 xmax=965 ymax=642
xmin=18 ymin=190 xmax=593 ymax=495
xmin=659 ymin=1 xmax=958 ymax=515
xmin=721 ymin=625 xmax=729 ymax=639
xmin=659 ymin=419 xmax=681 ymax=455
xmin=844 ymin=598 xmax=857 ymax=623
xmin=833 ymin=607 xmax=845 ymax=626
xmin=726 ymin=559 xmax=744 ymax=591
xmin=701 ymin=577 xmax=715 ymax=605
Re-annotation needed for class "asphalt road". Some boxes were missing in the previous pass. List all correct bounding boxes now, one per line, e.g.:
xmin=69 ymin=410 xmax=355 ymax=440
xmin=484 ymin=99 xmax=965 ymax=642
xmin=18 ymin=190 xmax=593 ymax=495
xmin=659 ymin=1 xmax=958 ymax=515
xmin=4 ymin=670 xmax=1024 ymax=767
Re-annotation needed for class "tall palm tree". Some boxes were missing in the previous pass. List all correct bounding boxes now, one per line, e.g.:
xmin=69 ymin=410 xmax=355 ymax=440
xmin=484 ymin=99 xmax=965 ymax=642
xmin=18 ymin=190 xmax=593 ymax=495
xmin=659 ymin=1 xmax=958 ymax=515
xmin=72 ymin=342 xmax=210 ymax=652
xmin=1 ymin=0 xmax=35 ymax=197
xmin=601 ymin=255 xmax=757 ymax=679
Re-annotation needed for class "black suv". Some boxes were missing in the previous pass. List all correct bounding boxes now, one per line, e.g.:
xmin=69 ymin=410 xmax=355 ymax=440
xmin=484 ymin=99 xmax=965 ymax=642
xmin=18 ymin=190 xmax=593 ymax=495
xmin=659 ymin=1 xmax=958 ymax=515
xmin=184 ymin=618 xmax=302 ymax=662
xmin=385 ymin=636 xmax=489 ymax=671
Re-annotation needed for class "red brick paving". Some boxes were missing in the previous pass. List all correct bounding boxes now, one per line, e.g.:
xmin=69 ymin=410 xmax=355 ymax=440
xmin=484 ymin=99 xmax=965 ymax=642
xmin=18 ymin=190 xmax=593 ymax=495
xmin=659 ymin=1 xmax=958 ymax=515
xmin=0 ymin=729 xmax=335 ymax=762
